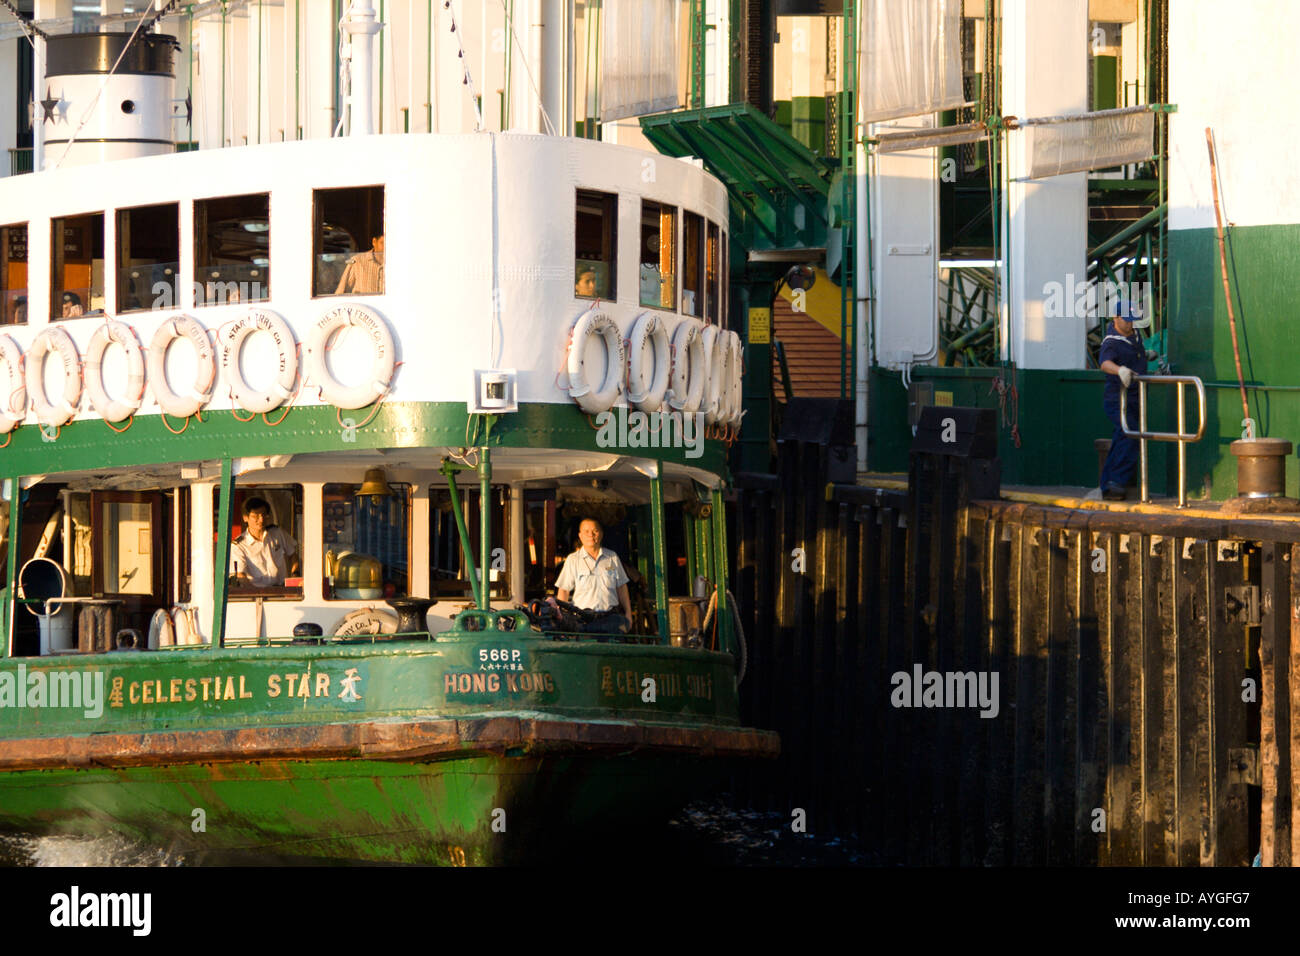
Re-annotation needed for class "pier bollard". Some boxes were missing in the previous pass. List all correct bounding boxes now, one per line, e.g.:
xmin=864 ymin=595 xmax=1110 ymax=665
xmin=1230 ymin=438 xmax=1293 ymax=497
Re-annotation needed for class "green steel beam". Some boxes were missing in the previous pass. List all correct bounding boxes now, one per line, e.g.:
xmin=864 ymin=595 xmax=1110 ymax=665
xmin=212 ymin=456 xmax=234 ymax=650
xmin=710 ymin=487 xmax=729 ymax=656
xmin=649 ymin=471 xmax=669 ymax=644
xmin=478 ymin=445 xmax=491 ymax=612
xmin=840 ymin=0 xmax=857 ymax=400
xmin=441 ymin=462 xmax=483 ymax=610
xmin=4 ymin=478 xmax=19 ymax=657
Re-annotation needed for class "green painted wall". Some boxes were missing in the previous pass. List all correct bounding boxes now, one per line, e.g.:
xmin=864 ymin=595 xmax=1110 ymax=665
xmin=868 ymin=366 xmax=1174 ymax=493
xmin=1169 ymin=224 xmax=1300 ymax=499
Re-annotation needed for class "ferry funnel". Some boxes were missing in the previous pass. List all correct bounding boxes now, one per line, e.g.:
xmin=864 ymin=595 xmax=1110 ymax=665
xmin=40 ymin=32 xmax=180 ymax=170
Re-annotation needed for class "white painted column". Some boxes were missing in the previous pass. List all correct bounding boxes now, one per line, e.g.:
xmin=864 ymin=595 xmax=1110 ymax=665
xmin=191 ymin=481 xmax=215 ymax=643
xmin=870 ymin=113 xmax=939 ymax=373
xmin=1001 ymin=0 xmax=1088 ymax=369
xmin=540 ymin=0 xmax=566 ymax=135
xmin=509 ymin=487 xmax=524 ymax=604
xmin=343 ymin=0 xmax=381 ymax=136
xmin=0 ymin=39 xmax=17 ymax=173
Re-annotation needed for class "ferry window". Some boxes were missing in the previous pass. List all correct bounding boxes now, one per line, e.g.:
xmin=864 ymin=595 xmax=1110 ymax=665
xmin=429 ymin=486 xmax=509 ymax=600
xmin=51 ymin=212 xmax=105 ymax=319
xmin=575 ymin=189 xmax=616 ymax=300
xmin=0 ymin=223 xmax=27 ymax=325
xmin=640 ymin=201 xmax=676 ymax=310
xmin=681 ymin=211 xmax=703 ymax=318
xmin=721 ymin=230 xmax=729 ymax=328
xmin=218 ymin=485 xmax=303 ymax=598
xmin=117 ymin=203 xmax=180 ymax=312
xmin=195 ymin=193 xmax=270 ymax=306
xmin=314 ymin=186 xmax=385 ymax=297
xmin=322 ymin=481 xmax=410 ymax=600
xmin=92 ymin=493 xmax=162 ymax=598
xmin=706 ymin=221 xmax=720 ymax=324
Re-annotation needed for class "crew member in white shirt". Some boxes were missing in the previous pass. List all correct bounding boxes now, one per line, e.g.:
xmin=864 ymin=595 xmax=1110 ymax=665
xmin=555 ymin=519 xmax=633 ymax=635
xmin=230 ymin=496 xmax=299 ymax=587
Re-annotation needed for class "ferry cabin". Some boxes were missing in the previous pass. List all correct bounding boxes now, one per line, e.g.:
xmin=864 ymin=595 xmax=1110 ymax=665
xmin=0 ymin=133 xmax=740 ymax=652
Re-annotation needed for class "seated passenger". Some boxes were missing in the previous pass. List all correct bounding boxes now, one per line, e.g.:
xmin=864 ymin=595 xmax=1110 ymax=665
xmin=575 ymin=265 xmax=597 ymax=298
xmin=336 ymin=235 xmax=385 ymax=295
xmin=554 ymin=518 xmax=632 ymax=634
xmin=230 ymin=496 xmax=299 ymax=587
xmin=61 ymin=292 xmax=83 ymax=318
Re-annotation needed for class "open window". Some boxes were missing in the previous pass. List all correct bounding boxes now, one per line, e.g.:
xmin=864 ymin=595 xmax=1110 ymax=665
xmin=429 ymin=485 xmax=509 ymax=600
xmin=51 ymin=212 xmax=104 ymax=318
xmin=92 ymin=493 xmax=163 ymax=599
xmin=706 ymin=221 xmax=720 ymax=324
xmin=314 ymin=186 xmax=385 ymax=296
xmin=322 ymin=481 xmax=410 ymax=599
xmin=0 ymin=223 xmax=27 ymax=325
xmin=640 ymin=200 xmax=676 ymax=310
xmin=681 ymin=211 xmax=704 ymax=317
xmin=117 ymin=203 xmax=180 ymax=312
xmin=575 ymin=189 xmax=617 ymax=300
xmin=220 ymin=485 xmax=303 ymax=599
xmin=195 ymin=193 xmax=270 ymax=306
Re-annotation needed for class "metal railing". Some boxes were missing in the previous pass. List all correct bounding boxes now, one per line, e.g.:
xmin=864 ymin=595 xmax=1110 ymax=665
xmin=1119 ymin=374 xmax=1206 ymax=507
xmin=7 ymin=148 xmax=32 ymax=177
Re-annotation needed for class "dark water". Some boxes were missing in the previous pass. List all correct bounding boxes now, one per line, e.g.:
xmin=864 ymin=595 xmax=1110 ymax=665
xmin=0 ymin=797 xmax=867 ymax=867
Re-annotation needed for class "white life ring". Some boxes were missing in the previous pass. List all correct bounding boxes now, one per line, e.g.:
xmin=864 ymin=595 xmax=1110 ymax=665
xmin=24 ymin=327 xmax=82 ymax=427
xmin=173 ymin=605 xmax=201 ymax=645
xmin=625 ymin=312 xmax=671 ymax=412
xmin=219 ymin=308 xmax=298 ymax=414
xmin=333 ymin=607 xmax=399 ymax=637
xmin=667 ymin=320 xmax=706 ymax=414
xmin=724 ymin=331 xmax=745 ymax=426
xmin=85 ymin=320 xmax=146 ymax=423
xmin=148 ymin=316 xmax=217 ymax=419
xmin=0 ymin=335 xmax=26 ymax=433
xmin=148 ymin=607 xmax=175 ymax=649
xmin=566 ymin=310 xmax=625 ymax=415
xmin=305 ymin=304 xmax=397 ymax=409
xmin=698 ymin=324 xmax=725 ymax=425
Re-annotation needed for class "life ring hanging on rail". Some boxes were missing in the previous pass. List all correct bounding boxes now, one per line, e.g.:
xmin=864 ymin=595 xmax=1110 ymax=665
xmin=625 ymin=312 xmax=671 ymax=413
xmin=333 ymin=607 xmax=399 ymax=637
xmin=698 ymin=324 xmax=725 ymax=426
xmin=723 ymin=331 xmax=745 ymax=426
xmin=148 ymin=315 xmax=217 ymax=419
xmin=85 ymin=320 xmax=146 ymax=423
xmin=566 ymin=309 xmax=625 ymax=415
xmin=667 ymin=319 xmax=705 ymax=414
xmin=305 ymin=304 xmax=397 ymax=409
xmin=219 ymin=308 xmax=299 ymax=414
xmin=24 ymin=327 xmax=82 ymax=428
xmin=0 ymin=335 xmax=26 ymax=434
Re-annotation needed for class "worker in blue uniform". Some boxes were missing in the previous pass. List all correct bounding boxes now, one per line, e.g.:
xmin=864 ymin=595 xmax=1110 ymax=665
xmin=1098 ymin=301 xmax=1154 ymax=500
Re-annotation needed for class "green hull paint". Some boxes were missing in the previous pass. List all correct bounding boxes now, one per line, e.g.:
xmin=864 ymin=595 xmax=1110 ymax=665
xmin=1169 ymin=224 xmax=1300 ymax=499
xmin=0 ymin=401 xmax=729 ymax=477
xmin=0 ymin=754 xmax=715 ymax=865
xmin=0 ymin=638 xmax=762 ymax=862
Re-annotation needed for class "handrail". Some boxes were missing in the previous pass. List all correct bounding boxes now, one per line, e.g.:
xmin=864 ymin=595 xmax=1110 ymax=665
xmin=1119 ymin=374 xmax=1207 ymax=508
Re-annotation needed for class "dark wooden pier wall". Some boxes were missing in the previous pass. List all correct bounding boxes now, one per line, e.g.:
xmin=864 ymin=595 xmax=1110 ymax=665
xmin=726 ymin=437 xmax=1300 ymax=866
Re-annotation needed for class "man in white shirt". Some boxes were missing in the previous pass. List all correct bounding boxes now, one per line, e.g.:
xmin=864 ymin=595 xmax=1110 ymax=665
xmin=555 ymin=519 xmax=633 ymax=634
xmin=230 ymin=496 xmax=299 ymax=587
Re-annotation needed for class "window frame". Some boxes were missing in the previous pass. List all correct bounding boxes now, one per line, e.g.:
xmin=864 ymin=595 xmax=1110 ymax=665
xmin=574 ymin=188 xmax=618 ymax=301
xmin=116 ymin=201 xmax=181 ymax=314
xmin=50 ymin=211 xmax=105 ymax=320
xmin=193 ymin=192 xmax=272 ymax=307
xmin=312 ymin=184 xmax=386 ymax=298
xmin=0 ymin=222 xmax=28 ymax=326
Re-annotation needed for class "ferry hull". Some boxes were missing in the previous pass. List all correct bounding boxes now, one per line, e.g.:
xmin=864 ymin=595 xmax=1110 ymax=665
xmin=0 ymin=639 xmax=776 ymax=864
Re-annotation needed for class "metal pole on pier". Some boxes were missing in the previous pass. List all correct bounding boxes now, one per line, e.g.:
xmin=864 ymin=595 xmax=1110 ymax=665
xmin=211 ymin=456 xmax=233 ymax=649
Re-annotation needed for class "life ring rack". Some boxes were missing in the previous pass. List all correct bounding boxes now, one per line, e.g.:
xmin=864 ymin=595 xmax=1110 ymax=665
xmin=566 ymin=309 xmax=625 ymax=415
xmin=148 ymin=315 xmax=217 ymax=420
xmin=219 ymin=308 xmax=299 ymax=415
xmin=305 ymin=304 xmax=397 ymax=410
xmin=85 ymin=320 xmax=146 ymax=425
xmin=625 ymin=312 xmax=671 ymax=412
xmin=25 ymin=327 xmax=82 ymax=428
xmin=0 ymin=334 xmax=26 ymax=434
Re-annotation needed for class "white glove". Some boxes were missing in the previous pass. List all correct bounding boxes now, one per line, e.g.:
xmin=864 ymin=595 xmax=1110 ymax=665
xmin=1145 ymin=349 xmax=1159 ymax=361
xmin=1117 ymin=366 xmax=1135 ymax=388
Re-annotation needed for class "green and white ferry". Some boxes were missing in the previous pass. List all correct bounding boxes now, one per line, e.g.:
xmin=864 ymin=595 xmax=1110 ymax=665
xmin=0 ymin=3 xmax=774 ymax=864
